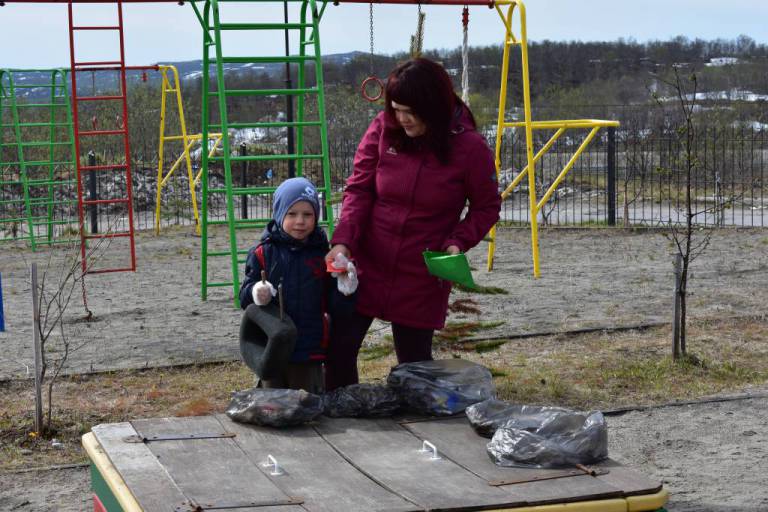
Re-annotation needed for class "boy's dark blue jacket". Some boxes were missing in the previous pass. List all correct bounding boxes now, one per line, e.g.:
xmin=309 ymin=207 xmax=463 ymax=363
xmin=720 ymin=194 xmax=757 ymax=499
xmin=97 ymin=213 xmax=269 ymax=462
xmin=239 ymin=220 xmax=354 ymax=363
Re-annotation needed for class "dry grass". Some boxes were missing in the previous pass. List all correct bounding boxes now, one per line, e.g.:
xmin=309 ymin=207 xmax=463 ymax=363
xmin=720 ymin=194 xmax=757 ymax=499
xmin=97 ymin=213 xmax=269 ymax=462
xmin=1 ymin=316 xmax=767 ymax=471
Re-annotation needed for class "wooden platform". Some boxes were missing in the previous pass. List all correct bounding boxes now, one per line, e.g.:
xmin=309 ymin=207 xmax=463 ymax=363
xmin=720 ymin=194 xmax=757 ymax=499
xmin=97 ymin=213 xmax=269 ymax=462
xmin=83 ymin=414 xmax=668 ymax=512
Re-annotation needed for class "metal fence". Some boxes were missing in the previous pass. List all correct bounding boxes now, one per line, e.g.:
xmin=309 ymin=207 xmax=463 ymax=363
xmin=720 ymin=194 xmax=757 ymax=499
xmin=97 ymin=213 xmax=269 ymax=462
xmin=6 ymin=124 xmax=767 ymax=241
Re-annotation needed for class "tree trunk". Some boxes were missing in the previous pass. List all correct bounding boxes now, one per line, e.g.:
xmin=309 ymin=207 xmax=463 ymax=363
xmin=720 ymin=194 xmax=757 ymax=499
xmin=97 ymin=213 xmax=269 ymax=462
xmin=672 ymin=253 xmax=682 ymax=360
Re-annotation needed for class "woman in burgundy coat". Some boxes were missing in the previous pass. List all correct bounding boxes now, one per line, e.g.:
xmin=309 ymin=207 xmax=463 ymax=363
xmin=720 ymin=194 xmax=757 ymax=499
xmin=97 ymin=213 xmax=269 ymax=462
xmin=324 ymin=58 xmax=501 ymax=390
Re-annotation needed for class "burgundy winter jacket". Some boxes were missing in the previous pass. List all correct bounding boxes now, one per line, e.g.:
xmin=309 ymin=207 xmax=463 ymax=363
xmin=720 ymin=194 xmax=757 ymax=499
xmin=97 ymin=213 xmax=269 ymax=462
xmin=331 ymin=108 xmax=501 ymax=329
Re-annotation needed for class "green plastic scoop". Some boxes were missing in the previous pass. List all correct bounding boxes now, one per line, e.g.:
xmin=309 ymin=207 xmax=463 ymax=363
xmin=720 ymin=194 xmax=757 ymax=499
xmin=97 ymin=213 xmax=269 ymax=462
xmin=423 ymin=251 xmax=476 ymax=289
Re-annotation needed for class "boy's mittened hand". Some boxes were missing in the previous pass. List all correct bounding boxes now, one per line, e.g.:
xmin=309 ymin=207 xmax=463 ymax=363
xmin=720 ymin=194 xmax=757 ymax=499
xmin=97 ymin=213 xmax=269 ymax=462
xmin=253 ymin=281 xmax=277 ymax=305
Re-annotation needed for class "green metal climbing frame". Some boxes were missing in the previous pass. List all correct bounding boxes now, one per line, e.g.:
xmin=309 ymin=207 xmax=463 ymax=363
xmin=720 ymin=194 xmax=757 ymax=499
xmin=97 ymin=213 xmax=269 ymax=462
xmin=197 ymin=0 xmax=335 ymax=306
xmin=0 ymin=69 xmax=78 ymax=249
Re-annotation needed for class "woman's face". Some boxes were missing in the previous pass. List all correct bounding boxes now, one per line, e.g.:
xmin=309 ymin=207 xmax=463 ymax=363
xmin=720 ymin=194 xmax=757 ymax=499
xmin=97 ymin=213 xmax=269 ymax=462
xmin=391 ymin=101 xmax=427 ymax=137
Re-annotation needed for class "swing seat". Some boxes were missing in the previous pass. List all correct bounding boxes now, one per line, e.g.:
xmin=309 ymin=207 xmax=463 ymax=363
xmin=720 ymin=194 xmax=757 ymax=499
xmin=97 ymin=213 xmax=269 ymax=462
xmin=239 ymin=303 xmax=297 ymax=380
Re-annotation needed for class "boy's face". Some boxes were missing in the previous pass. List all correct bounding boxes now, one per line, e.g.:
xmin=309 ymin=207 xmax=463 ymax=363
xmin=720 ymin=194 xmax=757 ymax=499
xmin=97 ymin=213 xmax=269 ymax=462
xmin=282 ymin=200 xmax=316 ymax=240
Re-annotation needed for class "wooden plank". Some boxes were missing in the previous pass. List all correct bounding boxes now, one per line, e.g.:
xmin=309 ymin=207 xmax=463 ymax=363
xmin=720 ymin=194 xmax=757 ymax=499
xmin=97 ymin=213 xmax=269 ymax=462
xmin=595 ymin=460 xmax=663 ymax=496
xmin=216 ymin=414 xmax=419 ymax=512
xmin=401 ymin=416 xmax=626 ymax=505
xmin=314 ymin=417 xmax=526 ymax=511
xmin=131 ymin=416 xmax=301 ymax=512
xmin=91 ymin=422 xmax=190 ymax=512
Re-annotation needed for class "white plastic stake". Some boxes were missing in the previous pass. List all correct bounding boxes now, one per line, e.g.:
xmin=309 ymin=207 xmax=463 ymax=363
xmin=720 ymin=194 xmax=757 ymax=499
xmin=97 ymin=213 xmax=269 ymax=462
xmin=262 ymin=454 xmax=284 ymax=475
xmin=418 ymin=440 xmax=441 ymax=460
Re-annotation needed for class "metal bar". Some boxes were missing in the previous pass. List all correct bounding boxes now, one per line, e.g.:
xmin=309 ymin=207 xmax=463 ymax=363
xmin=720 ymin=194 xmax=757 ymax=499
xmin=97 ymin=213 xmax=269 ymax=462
xmin=607 ymin=126 xmax=616 ymax=226
xmin=209 ymin=87 xmax=318 ymax=96
xmin=78 ymin=129 xmax=127 ymax=136
xmin=73 ymin=60 xmax=123 ymax=67
xmin=200 ymin=0 xmax=212 ymax=301
xmin=76 ymin=95 xmax=124 ymax=102
xmin=240 ymin=142 xmax=248 ymax=219
xmin=88 ymin=151 xmax=98 ymax=233
xmin=82 ymin=198 xmax=130 ymax=205
xmin=537 ymin=127 xmax=601 ymax=211
xmin=72 ymin=25 xmax=120 ymax=30
xmin=209 ymin=153 xmax=323 ymax=162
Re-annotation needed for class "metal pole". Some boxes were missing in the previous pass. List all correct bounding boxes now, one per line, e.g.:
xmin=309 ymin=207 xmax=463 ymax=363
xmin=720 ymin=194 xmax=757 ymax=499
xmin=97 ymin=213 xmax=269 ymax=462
xmin=31 ymin=263 xmax=43 ymax=434
xmin=88 ymin=150 xmax=98 ymax=233
xmin=240 ymin=142 xmax=248 ymax=220
xmin=607 ymin=127 xmax=616 ymax=226
xmin=284 ymin=0 xmax=296 ymax=178
xmin=0 ymin=272 xmax=5 ymax=332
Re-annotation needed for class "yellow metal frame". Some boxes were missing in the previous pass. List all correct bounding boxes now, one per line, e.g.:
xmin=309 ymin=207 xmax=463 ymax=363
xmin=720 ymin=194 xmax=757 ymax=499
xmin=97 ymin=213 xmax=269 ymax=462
xmin=154 ymin=64 xmax=223 ymax=235
xmin=487 ymin=0 xmax=620 ymax=275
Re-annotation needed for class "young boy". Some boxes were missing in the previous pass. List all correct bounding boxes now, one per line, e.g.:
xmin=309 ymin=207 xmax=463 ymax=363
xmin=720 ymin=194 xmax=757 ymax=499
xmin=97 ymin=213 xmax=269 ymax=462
xmin=239 ymin=177 xmax=356 ymax=393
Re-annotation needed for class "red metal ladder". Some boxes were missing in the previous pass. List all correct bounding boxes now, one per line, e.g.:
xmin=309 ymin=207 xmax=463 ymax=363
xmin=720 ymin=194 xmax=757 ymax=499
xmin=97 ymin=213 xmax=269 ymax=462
xmin=67 ymin=0 xmax=136 ymax=274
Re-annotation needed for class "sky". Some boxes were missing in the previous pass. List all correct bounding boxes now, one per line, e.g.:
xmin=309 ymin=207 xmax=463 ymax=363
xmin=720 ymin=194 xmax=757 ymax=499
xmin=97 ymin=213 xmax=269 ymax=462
xmin=0 ymin=0 xmax=766 ymax=69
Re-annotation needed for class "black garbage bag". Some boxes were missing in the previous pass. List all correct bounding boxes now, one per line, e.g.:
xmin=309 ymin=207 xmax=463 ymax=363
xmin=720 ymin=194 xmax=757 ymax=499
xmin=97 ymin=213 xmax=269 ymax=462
xmin=486 ymin=407 xmax=608 ymax=468
xmin=387 ymin=359 xmax=495 ymax=416
xmin=466 ymin=399 xmax=572 ymax=438
xmin=226 ymin=388 xmax=323 ymax=427
xmin=239 ymin=303 xmax=297 ymax=380
xmin=322 ymin=383 xmax=401 ymax=418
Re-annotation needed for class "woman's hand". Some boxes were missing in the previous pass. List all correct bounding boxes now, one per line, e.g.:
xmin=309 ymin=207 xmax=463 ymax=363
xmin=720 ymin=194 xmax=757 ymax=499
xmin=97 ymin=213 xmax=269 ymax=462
xmin=445 ymin=245 xmax=461 ymax=255
xmin=326 ymin=244 xmax=351 ymax=263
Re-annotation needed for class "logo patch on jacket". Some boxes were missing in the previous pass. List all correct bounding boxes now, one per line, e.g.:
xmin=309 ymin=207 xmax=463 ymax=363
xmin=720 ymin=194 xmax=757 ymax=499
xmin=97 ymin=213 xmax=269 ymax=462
xmin=386 ymin=146 xmax=398 ymax=155
xmin=305 ymin=257 xmax=326 ymax=279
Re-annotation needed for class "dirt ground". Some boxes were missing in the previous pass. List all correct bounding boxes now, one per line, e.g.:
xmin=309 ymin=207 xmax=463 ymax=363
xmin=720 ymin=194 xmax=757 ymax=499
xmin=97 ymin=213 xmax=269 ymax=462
xmin=2 ymin=227 xmax=768 ymax=380
xmin=1 ymin=227 xmax=768 ymax=510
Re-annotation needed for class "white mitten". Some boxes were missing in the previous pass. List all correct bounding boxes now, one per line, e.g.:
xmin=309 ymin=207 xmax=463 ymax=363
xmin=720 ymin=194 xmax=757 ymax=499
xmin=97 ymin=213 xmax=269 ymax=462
xmin=252 ymin=280 xmax=277 ymax=306
xmin=331 ymin=253 xmax=358 ymax=296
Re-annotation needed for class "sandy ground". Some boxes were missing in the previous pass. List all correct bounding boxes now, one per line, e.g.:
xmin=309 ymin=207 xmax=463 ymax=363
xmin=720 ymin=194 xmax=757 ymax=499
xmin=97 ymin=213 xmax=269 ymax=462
xmin=1 ymin=227 xmax=768 ymax=510
xmin=2 ymin=227 xmax=768 ymax=380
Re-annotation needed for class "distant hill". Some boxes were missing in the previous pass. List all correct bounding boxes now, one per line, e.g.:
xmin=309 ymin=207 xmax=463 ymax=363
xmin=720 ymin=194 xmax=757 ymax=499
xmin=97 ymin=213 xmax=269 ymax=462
xmin=2 ymin=51 xmax=366 ymax=99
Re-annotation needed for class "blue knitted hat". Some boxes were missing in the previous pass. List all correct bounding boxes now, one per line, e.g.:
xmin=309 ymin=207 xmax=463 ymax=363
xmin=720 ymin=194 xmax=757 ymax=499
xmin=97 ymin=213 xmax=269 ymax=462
xmin=272 ymin=177 xmax=320 ymax=226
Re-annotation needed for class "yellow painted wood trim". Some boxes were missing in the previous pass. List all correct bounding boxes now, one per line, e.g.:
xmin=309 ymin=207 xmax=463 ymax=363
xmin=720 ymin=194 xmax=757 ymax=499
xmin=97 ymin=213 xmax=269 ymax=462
xmin=627 ymin=488 xmax=670 ymax=511
xmin=82 ymin=433 xmax=143 ymax=512
xmin=492 ymin=488 xmax=668 ymax=512
xmin=493 ymin=499 xmax=626 ymax=512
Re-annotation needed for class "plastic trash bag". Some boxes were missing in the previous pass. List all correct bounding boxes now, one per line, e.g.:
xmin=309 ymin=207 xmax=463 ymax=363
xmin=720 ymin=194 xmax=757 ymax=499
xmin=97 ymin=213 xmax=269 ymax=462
xmin=466 ymin=399 xmax=572 ymax=438
xmin=226 ymin=388 xmax=323 ymax=427
xmin=387 ymin=359 xmax=495 ymax=416
xmin=322 ymin=383 xmax=401 ymax=418
xmin=486 ymin=406 xmax=608 ymax=468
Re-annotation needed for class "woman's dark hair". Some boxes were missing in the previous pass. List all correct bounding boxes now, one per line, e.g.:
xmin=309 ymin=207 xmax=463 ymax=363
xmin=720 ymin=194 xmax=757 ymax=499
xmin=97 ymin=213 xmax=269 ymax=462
xmin=384 ymin=58 xmax=475 ymax=163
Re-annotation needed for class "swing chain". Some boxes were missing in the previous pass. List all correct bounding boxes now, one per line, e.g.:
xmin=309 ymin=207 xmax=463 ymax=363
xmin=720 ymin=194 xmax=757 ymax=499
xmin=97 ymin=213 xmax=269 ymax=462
xmin=369 ymin=2 xmax=375 ymax=74
xmin=417 ymin=3 xmax=424 ymax=53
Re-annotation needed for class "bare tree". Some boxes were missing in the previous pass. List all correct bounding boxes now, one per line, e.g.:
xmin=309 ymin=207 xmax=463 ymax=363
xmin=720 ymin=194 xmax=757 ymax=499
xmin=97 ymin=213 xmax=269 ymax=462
xmin=31 ymin=229 xmax=110 ymax=434
xmin=653 ymin=68 xmax=723 ymax=360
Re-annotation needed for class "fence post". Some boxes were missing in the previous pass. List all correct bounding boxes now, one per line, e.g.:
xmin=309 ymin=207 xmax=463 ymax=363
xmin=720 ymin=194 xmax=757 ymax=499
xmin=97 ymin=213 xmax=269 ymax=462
xmin=283 ymin=0 xmax=296 ymax=179
xmin=0 ymin=272 xmax=5 ymax=332
xmin=607 ymin=127 xmax=617 ymax=226
xmin=240 ymin=142 xmax=248 ymax=220
xmin=88 ymin=151 xmax=98 ymax=233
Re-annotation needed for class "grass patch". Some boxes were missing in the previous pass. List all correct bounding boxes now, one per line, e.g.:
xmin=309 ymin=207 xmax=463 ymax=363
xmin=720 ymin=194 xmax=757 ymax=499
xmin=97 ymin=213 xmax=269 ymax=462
xmin=359 ymin=344 xmax=394 ymax=361
xmin=435 ymin=321 xmax=505 ymax=343
xmin=454 ymin=283 xmax=509 ymax=295
xmin=2 ymin=317 xmax=768 ymax=470
xmin=488 ymin=367 xmax=509 ymax=378
xmin=473 ymin=339 xmax=507 ymax=353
